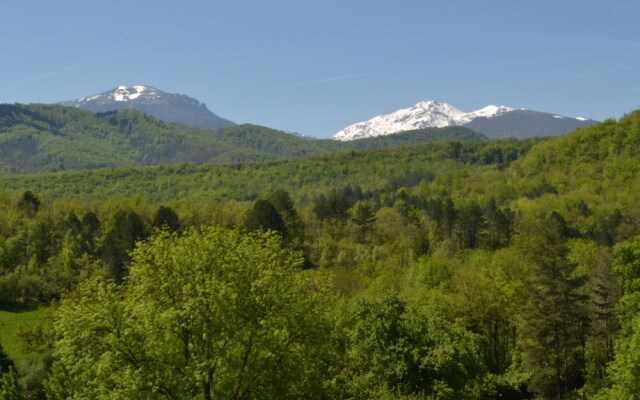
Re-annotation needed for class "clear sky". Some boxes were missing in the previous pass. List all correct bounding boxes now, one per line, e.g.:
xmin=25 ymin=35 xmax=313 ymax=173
xmin=2 ymin=0 xmax=639 ymax=138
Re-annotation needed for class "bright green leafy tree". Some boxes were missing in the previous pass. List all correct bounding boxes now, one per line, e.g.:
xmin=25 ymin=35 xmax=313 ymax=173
xmin=343 ymin=295 xmax=483 ymax=399
xmin=46 ymin=227 xmax=333 ymax=400
xmin=0 ymin=367 xmax=24 ymax=400
xmin=596 ymin=235 xmax=640 ymax=399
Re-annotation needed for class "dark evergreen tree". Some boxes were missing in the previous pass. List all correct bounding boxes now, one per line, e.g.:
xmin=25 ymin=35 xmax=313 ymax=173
xmin=455 ymin=201 xmax=484 ymax=249
xmin=438 ymin=196 xmax=458 ymax=239
xmin=596 ymin=208 xmax=623 ymax=246
xmin=17 ymin=190 xmax=41 ymax=217
xmin=62 ymin=211 xmax=82 ymax=236
xmin=447 ymin=141 xmax=462 ymax=160
xmin=81 ymin=211 xmax=101 ymax=254
xmin=584 ymin=247 xmax=619 ymax=389
xmin=268 ymin=190 xmax=304 ymax=243
xmin=30 ymin=216 xmax=57 ymax=266
xmin=268 ymin=190 xmax=296 ymax=217
xmin=101 ymin=210 xmax=146 ymax=282
xmin=152 ymin=205 xmax=180 ymax=232
xmin=351 ymin=201 xmax=376 ymax=242
xmin=517 ymin=216 xmax=589 ymax=399
xmin=244 ymin=199 xmax=287 ymax=237
xmin=481 ymin=198 xmax=513 ymax=249
xmin=313 ymin=189 xmax=350 ymax=222
xmin=0 ymin=342 xmax=14 ymax=374
xmin=478 ymin=145 xmax=504 ymax=165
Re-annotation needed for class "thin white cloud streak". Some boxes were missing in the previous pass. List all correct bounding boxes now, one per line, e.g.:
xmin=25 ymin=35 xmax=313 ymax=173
xmin=3 ymin=51 xmax=131 ymax=93
xmin=261 ymin=70 xmax=390 ymax=92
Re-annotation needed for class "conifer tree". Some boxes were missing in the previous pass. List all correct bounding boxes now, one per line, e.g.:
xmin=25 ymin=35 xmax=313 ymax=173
xmin=517 ymin=216 xmax=589 ymax=399
xmin=351 ymin=200 xmax=376 ymax=242
xmin=244 ymin=199 xmax=287 ymax=237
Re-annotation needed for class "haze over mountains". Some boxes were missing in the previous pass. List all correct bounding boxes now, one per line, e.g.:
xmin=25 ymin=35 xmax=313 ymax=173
xmin=58 ymin=85 xmax=598 ymax=141
xmin=0 ymin=84 xmax=606 ymax=174
xmin=333 ymin=100 xmax=597 ymax=141
xmin=0 ymin=103 xmax=482 ymax=174
xmin=59 ymin=85 xmax=236 ymax=130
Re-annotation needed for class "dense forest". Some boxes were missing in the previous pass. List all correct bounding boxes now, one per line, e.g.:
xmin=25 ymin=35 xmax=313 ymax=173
xmin=0 ymin=111 xmax=639 ymax=399
xmin=0 ymin=104 xmax=483 ymax=173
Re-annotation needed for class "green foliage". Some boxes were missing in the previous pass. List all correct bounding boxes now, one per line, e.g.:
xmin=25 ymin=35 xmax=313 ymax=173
xmin=0 ymin=367 xmax=24 ymax=400
xmin=0 ymin=342 xmax=14 ymax=374
xmin=0 ymin=111 xmax=636 ymax=397
xmin=243 ymin=199 xmax=287 ymax=236
xmin=343 ymin=126 xmax=486 ymax=149
xmin=515 ymin=215 xmax=589 ymax=398
xmin=46 ymin=227 xmax=334 ymax=399
xmin=0 ymin=135 xmax=536 ymax=206
xmin=100 ymin=210 xmax=147 ymax=282
xmin=0 ymin=309 xmax=44 ymax=362
xmin=351 ymin=201 xmax=376 ymax=242
xmin=267 ymin=190 xmax=305 ymax=245
xmin=314 ymin=186 xmax=366 ymax=223
xmin=0 ymin=104 xmax=490 ymax=174
xmin=596 ymin=235 xmax=640 ymax=399
xmin=152 ymin=205 xmax=180 ymax=232
xmin=16 ymin=191 xmax=40 ymax=218
xmin=343 ymin=295 xmax=483 ymax=399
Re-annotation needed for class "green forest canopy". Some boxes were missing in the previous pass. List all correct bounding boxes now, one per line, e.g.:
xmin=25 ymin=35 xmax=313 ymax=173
xmin=0 ymin=103 xmax=484 ymax=174
xmin=0 ymin=110 xmax=639 ymax=399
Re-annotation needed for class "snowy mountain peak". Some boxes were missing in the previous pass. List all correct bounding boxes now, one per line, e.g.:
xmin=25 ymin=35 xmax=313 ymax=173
xmin=112 ymin=85 xmax=155 ymax=101
xmin=58 ymin=85 xmax=235 ymax=130
xmin=75 ymin=85 xmax=164 ymax=104
xmin=333 ymin=101 xmax=513 ymax=141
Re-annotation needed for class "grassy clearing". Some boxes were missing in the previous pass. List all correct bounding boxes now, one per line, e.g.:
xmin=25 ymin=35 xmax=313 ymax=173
xmin=0 ymin=307 xmax=44 ymax=361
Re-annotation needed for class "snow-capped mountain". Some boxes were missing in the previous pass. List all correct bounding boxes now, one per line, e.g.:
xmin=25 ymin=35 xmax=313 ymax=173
xmin=333 ymin=100 xmax=598 ymax=140
xmin=333 ymin=101 xmax=512 ymax=141
xmin=59 ymin=85 xmax=235 ymax=130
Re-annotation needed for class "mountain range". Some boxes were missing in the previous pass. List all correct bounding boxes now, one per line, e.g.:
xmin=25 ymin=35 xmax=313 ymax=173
xmin=0 ymin=85 xmax=606 ymax=173
xmin=0 ymin=103 xmax=482 ymax=174
xmin=333 ymin=100 xmax=597 ymax=140
xmin=59 ymin=86 xmax=598 ymax=141
xmin=59 ymin=85 xmax=236 ymax=130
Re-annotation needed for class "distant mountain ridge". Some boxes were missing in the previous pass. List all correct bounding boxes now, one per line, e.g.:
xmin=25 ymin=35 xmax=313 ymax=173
xmin=333 ymin=100 xmax=597 ymax=140
xmin=59 ymin=85 xmax=236 ymax=130
xmin=0 ymin=103 xmax=485 ymax=174
xmin=464 ymin=109 xmax=597 ymax=138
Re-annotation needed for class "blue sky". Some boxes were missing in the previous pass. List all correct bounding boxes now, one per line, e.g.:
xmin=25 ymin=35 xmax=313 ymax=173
xmin=2 ymin=1 xmax=639 ymax=138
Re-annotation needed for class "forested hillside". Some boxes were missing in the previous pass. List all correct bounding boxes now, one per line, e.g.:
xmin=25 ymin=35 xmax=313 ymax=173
xmin=0 ymin=104 xmax=484 ymax=173
xmin=0 ymin=111 xmax=639 ymax=399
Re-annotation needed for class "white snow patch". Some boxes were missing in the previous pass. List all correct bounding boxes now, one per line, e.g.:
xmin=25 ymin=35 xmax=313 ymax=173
xmin=553 ymin=115 xmax=565 ymax=119
xmin=333 ymin=101 xmax=515 ymax=141
xmin=113 ymin=85 xmax=152 ymax=101
xmin=576 ymin=117 xmax=588 ymax=121
xmin=77 ymin=94 xmax=102 ymax=102
xmin=472 ymin=105 xmax=513 ymax=118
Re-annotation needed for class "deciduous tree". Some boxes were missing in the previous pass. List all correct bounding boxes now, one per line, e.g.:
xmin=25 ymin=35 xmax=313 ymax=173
xmin=47 ymin=227 xmax=333 ymax=400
